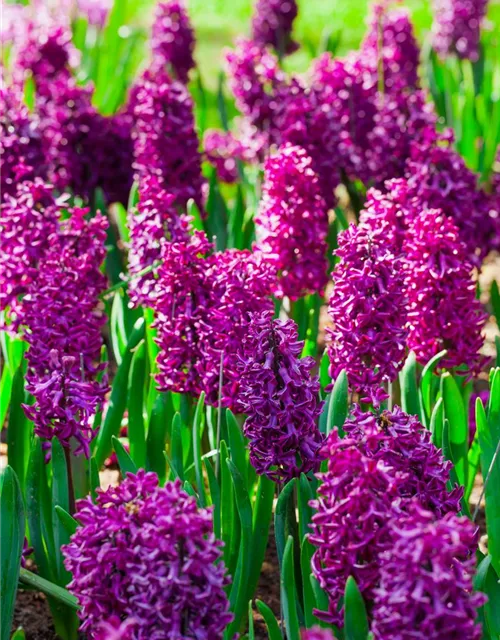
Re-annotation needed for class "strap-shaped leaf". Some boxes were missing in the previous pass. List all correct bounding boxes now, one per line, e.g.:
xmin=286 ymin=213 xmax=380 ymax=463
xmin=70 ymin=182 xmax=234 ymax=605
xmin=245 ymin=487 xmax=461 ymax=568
xmin=344 ymin=576 xmax=369 ymax=640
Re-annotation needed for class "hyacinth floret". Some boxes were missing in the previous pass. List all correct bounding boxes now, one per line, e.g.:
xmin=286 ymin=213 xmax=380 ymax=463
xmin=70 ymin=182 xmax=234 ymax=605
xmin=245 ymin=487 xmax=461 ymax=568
xmin=431 ymin=0 xmax=488 ymax=61
xmin=63 ymin=471 xmax=232 ymax=639
xmin=22 ymin=211 xmax=109 ymax=457
xmin=327 ymin=221 xmax=408 ymax=405
xmin=251 ymin=0 xmax=299 ymax=55
xmin=372 ymin=503 xmax=485 ymax=639
xmin=255 ymin=144 xmax=329 ymax=299
xmin=203 ymin=129 xmax=246 ymax=184
xmin=132 ymin=66 xmax=205 ymax=212
xmin=404 ymin=208 xmax=487 ymax=375
xmin=236 ymin=311 xmax=324 ymax=482
xmin=151 ymin=1 xmax=196 ymax=83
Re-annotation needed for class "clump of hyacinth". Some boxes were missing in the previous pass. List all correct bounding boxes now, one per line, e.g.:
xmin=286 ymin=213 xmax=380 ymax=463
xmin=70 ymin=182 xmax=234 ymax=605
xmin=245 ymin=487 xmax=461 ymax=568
xmin=151 ymin=1 xmax=196 ymax=83
xmin=309 ymin=444 xmax=402 ymax=625
xmin=372 ymin=503 xmax=485 ymax=639
xmin=128 ymin=174 xmax=191 ymax=306
xmin=203 ymin=129 xmax=247 ymax=183
xmin=0 ymin=180 xmax=60 ymax=321
xmin=96 ymin=111 xmax=134 ymax=206
xmin=63 ymin=471 xmax=232 ymax=638
xmin=236 ymin=311 xmax=324 ymax=482
xmin=327 ymin=221 xmax=408 ymax=405
xmin=132 ymin=67 xmax=205 ymax=211
xmin=431 ymin=0 xmax=488 ymax=61
xmin=404 ymin=208 xmax=487 ymax=375
xmin=405 ymin=135 xmax=499 ymax=262
xmin=22 ymin=211 xmax=109 ymax=457
xmin=255 ymin=144 xmax=329 ymax=299
xmin=301 ymin=629 xmax=334 ymax=640
xmin=360 ymin=1 xmax=421 ymax=92
xmin=0 ymin=85 xmax=46 ymax=199
xmin=251 ymin=0 xmax=299 ymax=55
xmin=154 ymin=236 xmax=274 ymax=408
xmin=342 ymin=405 xmax=463 ymax=516
xmin=224 ymin=38 xmax=287 ymax=137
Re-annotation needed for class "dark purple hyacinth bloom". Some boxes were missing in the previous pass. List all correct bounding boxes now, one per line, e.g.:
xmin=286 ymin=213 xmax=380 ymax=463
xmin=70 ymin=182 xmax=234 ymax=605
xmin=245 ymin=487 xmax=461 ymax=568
xmin=327 ymin=220 xmax=408 ymax=405
xmin=235 ymin=311 xmax=324 ymax=482
xmin=203 ymin=129 xmax=246 ymax=184
xmin=251 ymin=0 xmax=299 ymax=56
xmin=22 ymin=211 xmax=109 ymax=457
xmin=404 ymin=208 xmax=487 ymax=375
xmin=309 ymin=444 xmax=402 ymax=625
xmin=132 ymin=66 xmax=205 ymax=212
xmin=128 ymin=174 xmax=191 ymax=306
xmin=0 ymin=85 xmax=46 ymax=199
xmin=431 ymin=0 xmax=488 ymax=61
xmin=151 ymin=0 xmax=196 ymax=83
xmin=255 ymin=144 xmax=329 ymax=299
xmin=63 ymin=471 xmax=232 ymax=639
xmin=372 ymin=504 xmax=485 ymax=639
xmin=341 ymin=406 xmax=463 ymax=516
xmin=154 ymin=235 xmax=274 ymax=408
xmin=0 ymin=180 xmax=60 ymax=321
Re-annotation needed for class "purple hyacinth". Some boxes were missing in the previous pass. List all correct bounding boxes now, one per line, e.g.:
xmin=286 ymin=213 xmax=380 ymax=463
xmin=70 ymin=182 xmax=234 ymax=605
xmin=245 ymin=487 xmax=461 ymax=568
xmin=97 ymin=111 xmax=134 ymax=206
xmin=22 ymin=211 xmax=109 ymax=457
xmin=235 ymin=311 xmax=324 ymax=482
xmin=372 ymin=503 xmax=485 ymax=639
xmin=341 ymin=405 xmax=463 ymax=516
xmin=309 ymin=444 xmax=402 ymax=625
xmin=301 ymin=629 xmax=335 ymax=640
xmin=255 ymin=144 xmax=329 ymax=299
xmin=361 ymin=1 xmax=421 ymax=92
xmin=405 ymin=135 xmax=499 ymax=262
xmin=203 ymin=129 xmax=246 ymax=184
xmin=63 ymin=471 xmax=233 ymax=639
xmin=251 ymin=0 xmax=299 ymax=56
xmin=154 ymin=235 xmax=274 ymax=408
xmin=94 ymin=617 xmax=137 ymax=640
xmin=224 ymin=38 xmax=287 ymax=137
xmin=151 ymin=1 xmax=196 ymax=83
xmin=77 ymin=0 xmax=112 ymax=28
xmin=431 ymin=0 xmax=488 ymax=61
xmin=327 ymin=221 xmax=408 ymax=406
xmin=0 ymin=180 xmax=61 ymax=322
xmin=132 ymin=67 xmax=205 ymax=212
xmin=404 ymin=208 xmax=487 ymax=375
xmin=0 ymin=84 xmax=46 ymax=199
xmin=128 ymin=174 xmax=191 ymax=306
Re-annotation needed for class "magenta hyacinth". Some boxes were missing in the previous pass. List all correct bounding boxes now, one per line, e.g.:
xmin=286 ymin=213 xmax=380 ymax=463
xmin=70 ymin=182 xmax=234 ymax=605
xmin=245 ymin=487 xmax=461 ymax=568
xmin=151 ymin=1 xmax=196 ymax=83
xmin=431 ymin=0 xmax=488 ymax=61
xmin=132 ymin=67 xmax=205 ymax=212
xmin=255 ymin=144 xmax=329 ymax=299
xmin=128 ymin=174 xmax=191 ymax=306
xmin=404 ymin=208 xmax=487 ymax=375
xmin=203 ymin=129 xmax=247 ymax=184
xmin=22 ymin=211 xmax=109 ymax=457
xmin=327 ymin=221 xmax=408 ymax=405
xmin=251 ymin=0 xmax=299 ymax=55
xmin=372 ymin=504 xmax=485 ymax=639
xmin=63 ymin=471 xmax=232 ymax=639
xmin=301 ymin=629 xmax=335 ymax=640
xmin=235 ymin=311 xmax=324 ymax=482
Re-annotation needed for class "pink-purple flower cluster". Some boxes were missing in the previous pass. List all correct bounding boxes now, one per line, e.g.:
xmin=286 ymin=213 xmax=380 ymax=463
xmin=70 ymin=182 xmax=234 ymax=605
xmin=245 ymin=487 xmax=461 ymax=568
xmin=372 ymin=504 xmax=485 ymax=639
xmin=22 ymin=210 xmax=109 ymax=457
xmin=255 ymin=144 xmax=329 ymax=299
xmin=327 ymin=220 xmax=408 ymax=405
xmin=154 ymin=234 xmax=274 ymax=408
xmin=203 ymin=129 xmax=247 ymax=184
xmin=235 ymin=311 xmax=324 ymax=482
xmin=151 ymin=0 xmax=196 ymax=83
xmin=251 ymin=0 xmax=298 ymax=56
xmin=63 ymin=471 xmax=232 ymax=639
xmin=431 ymin=0 xmax=488 ymax=61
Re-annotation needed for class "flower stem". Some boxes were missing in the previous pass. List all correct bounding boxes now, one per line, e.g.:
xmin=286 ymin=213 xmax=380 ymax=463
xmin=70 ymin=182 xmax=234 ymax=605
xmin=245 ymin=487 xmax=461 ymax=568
xmin=64 ymin=445 xmax=76 ymax=516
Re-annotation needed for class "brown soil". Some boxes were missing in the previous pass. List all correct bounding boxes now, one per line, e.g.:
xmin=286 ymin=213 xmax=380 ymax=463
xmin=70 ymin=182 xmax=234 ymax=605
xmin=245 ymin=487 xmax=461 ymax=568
xmin=253 ymin=529 xmax=281 ymax=639
xmin=12 ymin=590 xmax=57 ymax=640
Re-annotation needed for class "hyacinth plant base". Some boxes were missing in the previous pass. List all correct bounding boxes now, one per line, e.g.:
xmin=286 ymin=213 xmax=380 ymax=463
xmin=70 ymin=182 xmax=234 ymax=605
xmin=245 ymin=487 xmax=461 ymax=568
xmin=1 ymin=0 xmax=500 ymax=639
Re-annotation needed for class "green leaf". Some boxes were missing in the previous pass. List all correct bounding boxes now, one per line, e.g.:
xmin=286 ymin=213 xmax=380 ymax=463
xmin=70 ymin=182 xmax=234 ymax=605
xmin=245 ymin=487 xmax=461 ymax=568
xmin=344 ymin=576 xmax=369 ymax=640
xmin=300 ymin=539 xmax=316 ymax=628
xmin=1 ymin=466 xmax=25 ymax=640
xmin=490 ymin=280 xmax=500 ymax=330
xmin=220 ymin=441 xmax=236 ymax=572
xmin=281 ymin=536 xmax=300 ymax=640
xmin=248 ymin=600 xmax=255 ymax=640
xmin=474 ymin=555 xmax=500 ymax=638
xmin=319 ymin=351 xmax=331 ymax=389
xmin=430 ymin=397 xmax=444 ymax=449
xmin=255 ymin=600 xmax=282 ymax=640
xmin=89 ymin=458 xmax=100 ymax=500
xmin=112 ymin=435 xmax=138 ymax=476
xmin=275 ymin=479 xmax=296 ymax=571
xmin=192 ymin=393 xmax=207 ymax=507
xmin=420 ymin=350 xmax=447 ymax=420
xmin=247 ymin=475 xmax=275 ymax=599
xmin=327 ymin=369 xmax=348 ymax=435
xmin=127 ymin=340 xmax=147 ymax=468
xmin=54 ymin=506 xmax=78 ymax=538
xmin=0 ymin=364 xmax=12 ymax=431
xmin=441 ymin=373 xmax=468 ymax=487
xmin=227 ymin=409 xmax=247 ymax=484
xmin=7 ymin=364 xmax=32 ymax=493
xmin=399 ymin=352 xmax=422 ymax=420
xmin=18 ymin=569 xmax=79 ymax=611
xmin=205 ymin=459 xmax=221 ymax=538
xmin=94 ymin=318 xmax=145 ymax=468
xmin=11 ymin=628 xmax=26 ymax=640
xmin=170 ymin=413 xmax=184 ymax=481
xmin=146 ymin=392 xmax=171 ymax=483
xmin=51 ymin=440 xmax=71 ymax=583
